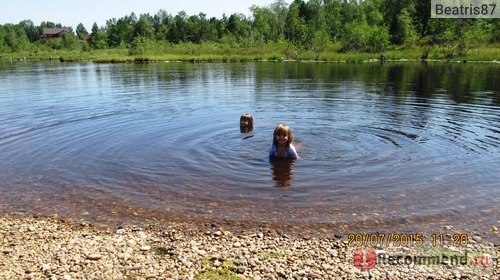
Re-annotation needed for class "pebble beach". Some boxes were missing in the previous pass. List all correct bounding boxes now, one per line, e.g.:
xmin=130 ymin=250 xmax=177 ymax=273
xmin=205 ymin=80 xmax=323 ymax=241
xmin=0 ymin=215 xmax=498 ymax=279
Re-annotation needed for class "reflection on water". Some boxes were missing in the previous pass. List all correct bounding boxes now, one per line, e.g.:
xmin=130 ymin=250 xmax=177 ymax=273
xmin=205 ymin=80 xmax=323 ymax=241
xmin=0 ymin=61 xmax=498 ymax=236
xmin=270 ymin=158 xmax=295 ymax=188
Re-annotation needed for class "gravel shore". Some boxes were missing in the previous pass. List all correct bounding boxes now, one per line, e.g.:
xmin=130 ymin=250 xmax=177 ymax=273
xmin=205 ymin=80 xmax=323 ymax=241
xmin=0 ymin=215 xmax=497 ymax=279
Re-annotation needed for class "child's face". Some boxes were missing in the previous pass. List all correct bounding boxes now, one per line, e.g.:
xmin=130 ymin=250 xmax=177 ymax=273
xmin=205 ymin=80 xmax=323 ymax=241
xmin=275 ymin=133 xmax=288 ymax=145
xmin=240 ymin=118 xmax=251 ymax=126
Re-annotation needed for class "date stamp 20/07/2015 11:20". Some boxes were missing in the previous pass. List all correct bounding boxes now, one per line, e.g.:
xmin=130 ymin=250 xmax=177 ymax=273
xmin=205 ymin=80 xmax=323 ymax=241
xmin=347 ymin=233 xmax=471 ymax=248
xmin=348 ymin=233 xmax=498 ymax=271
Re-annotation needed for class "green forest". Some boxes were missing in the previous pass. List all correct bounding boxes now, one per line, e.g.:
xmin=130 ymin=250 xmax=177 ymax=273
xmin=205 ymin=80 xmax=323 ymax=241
xmin=1 ymin=0 xmax=499 ymax=62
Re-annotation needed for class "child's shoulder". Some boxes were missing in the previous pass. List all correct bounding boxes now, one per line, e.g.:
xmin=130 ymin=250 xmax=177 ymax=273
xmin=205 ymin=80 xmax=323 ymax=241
xmin=287 ymin=144 xmax=299 ymax=159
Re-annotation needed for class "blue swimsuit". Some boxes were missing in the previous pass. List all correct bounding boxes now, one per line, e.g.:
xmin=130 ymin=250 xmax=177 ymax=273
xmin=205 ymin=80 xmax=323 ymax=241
xmin=269 ymin=143 xmax=299 ymax=159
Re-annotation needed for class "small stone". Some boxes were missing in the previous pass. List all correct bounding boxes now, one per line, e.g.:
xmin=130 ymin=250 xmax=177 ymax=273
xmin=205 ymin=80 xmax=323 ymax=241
xmin=306 ymin=272 xmax=317 ymax=278
xmin=248 ymin=259 xmax=257 ymax=267
xmin=41 ymin=263 xmax=50 ymax=271
xmin=472 ymin=236 xmax=482 ymax=243
xmin=129 ymin=265 xmax=141 ymax=271
xmin=25 ymin=267 xmax=36 ymax=274
xmin=235 ymin=257 xmax=247 ymax=266
xmin=327 ymin=249 xmax=338 ymax=257
xmin=196 ymin=249 xmax=207 ymax=256
xmin=236 ymin=266 xmax=246 ymax=274
xmin=87 ymin=254 xmax=102 ymax=260
xmin=140 ymin=245 xmax=151 ymax=251
xmin=182 ymin=260 xmax=192 ymax=268
xmin=118 ymin=253 xmax=131 ymax=261
xmin=490 ymin=226 xmax=497 ymax=232
xmin=2 ymin=248 xmax=14 ymax=254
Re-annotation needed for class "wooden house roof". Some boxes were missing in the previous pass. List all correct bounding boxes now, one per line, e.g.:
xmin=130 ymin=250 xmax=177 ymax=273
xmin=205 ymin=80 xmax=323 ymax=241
xmin=42 ymin=28 xmax=70 ymax=35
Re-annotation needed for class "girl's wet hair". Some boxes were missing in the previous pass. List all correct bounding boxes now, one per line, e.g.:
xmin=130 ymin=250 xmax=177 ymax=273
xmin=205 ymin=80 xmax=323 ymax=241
xmin=240 ymin=113 xmax=253 ymax=133
xmin=240 ymin=113 xmax=253 ymax=126
xmin=273 ymin=123 xmax=294 ymax=146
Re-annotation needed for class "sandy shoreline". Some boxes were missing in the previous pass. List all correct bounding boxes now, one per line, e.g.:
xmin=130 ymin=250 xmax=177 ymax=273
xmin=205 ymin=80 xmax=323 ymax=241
xmin=0 ymin=215 xmax=497 ymax=279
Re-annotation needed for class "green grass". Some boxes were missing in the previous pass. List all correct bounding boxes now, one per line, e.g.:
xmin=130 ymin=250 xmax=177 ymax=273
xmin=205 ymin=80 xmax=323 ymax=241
xmin=195 ymin=258 xmax=239 ymax=280
xmin=262 ymin=251 xmax=286 ymax=259
xmin=1 ymin=42 xmax=499 ymax=63
xmin=150 ymin=245 xmax=171 ymax=257
xmin=194 ymin=270 xmax=240 ymax=280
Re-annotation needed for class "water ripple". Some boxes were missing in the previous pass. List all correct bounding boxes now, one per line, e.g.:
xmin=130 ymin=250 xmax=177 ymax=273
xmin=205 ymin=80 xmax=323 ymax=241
xmin=0 ymin=62 xmax=498 ymax=233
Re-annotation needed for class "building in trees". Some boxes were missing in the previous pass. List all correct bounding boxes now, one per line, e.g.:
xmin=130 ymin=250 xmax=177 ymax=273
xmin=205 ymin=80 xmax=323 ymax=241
xmin=41 ymin=28 xmax=71 ymax=41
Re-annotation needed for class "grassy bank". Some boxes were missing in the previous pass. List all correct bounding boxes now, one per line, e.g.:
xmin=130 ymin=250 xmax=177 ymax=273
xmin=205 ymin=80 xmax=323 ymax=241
xmin=1 ymin=42 xmax=500 ymax=63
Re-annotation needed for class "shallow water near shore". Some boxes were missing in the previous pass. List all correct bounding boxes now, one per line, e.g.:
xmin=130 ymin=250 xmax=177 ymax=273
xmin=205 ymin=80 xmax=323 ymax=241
xmin=0 ymin=61 xmax=498 ymax=239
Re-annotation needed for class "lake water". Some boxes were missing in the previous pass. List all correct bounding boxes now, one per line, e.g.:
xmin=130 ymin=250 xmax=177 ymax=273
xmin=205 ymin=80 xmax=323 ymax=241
xmin=0 ymin=61 xmax=498 ymax=236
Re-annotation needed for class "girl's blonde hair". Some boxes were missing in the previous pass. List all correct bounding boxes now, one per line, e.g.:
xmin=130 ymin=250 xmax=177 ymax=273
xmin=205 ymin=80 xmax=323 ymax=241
xmin=273 ymin=123 xmax=294 ymax=146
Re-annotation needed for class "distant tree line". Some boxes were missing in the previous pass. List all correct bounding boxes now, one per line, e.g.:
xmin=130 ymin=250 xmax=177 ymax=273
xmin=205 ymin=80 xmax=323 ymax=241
xmin=1 ymin=0 xmax=498 ymax=56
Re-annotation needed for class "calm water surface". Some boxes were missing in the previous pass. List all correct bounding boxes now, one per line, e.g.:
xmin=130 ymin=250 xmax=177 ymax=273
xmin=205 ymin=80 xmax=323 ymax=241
xmin=0 ymin=61 xmax=498 ymax=235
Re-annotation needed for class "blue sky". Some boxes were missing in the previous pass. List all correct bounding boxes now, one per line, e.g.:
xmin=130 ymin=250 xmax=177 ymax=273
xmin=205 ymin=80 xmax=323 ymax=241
xmin=0 ymin=0 xmax=276 ymax=30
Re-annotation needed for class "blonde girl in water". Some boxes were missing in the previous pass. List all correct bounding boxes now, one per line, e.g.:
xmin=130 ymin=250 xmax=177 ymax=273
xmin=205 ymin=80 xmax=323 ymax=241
xmin=269 ymin=123 xmax=299 ymax=159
